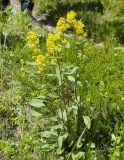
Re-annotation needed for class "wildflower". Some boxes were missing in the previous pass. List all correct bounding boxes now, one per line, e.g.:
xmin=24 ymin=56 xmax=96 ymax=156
xmin=66 ymin=11 xmax=77 ymax=25
xmin=27 ymin=31 xmax=38 ymax=42
xmin=27 ymin=31 xmax=40 ymax=55
xmin=35 ymin=54 xmax=46 ymax=73
xmin=47 ymin=33 xmax=56 ymax=41
xmin=56 ymin=17 xmax=70 ymax=32
xmin=54 ymin=32 xmax=62 ymax=41
xmin=74 ymin=21 xmax=85 ymax=34
xmin=46 ymin=32 xmax=61 ymax=54
xmin=46 ymin=41 xmax=58 ymax=54
xmin=35 ymin=54 xmax=45 ymax=66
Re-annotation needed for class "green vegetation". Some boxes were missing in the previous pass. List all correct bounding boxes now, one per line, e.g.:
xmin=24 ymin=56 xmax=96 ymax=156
xmin=0 ymin=1 xmax=124 ymax=160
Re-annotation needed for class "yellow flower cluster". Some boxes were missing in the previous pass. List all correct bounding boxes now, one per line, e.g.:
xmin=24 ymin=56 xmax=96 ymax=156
xmin=26 ymin=11 xmax=87 ymax=74
xmin=66 ymin=11 xmax=77 ymax=25
xmin=56 ymin=11 xmax=86 ymax=38
xmin=35 ymin=54 xmax=46 ymax=73
xmin=46 ymin=32 xmax=61 ymax=54
xmin=27 ymin=31 xmax=46 ymax=73
xmin=56 ymin=17 xmax=70 ymax=32
xmin=74 ymin=21 xmax=85 ymax=34
xmin=46 ymin=11 xmax=87 ymax=60
xmin=27 ymin=31 xmax=40 ymax=54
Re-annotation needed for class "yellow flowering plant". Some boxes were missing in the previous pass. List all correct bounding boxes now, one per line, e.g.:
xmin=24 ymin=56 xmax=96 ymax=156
xmin=56 ymin=11 xmax=86 ymax=38
xmin=35 ymin=54 xmax=46 ymax=73
xmin=50 ymin=11 xmax=87 ymax=63
xmin=26 ymin=11 xmax=87 ymax=73
xmin=56 ymin=17 xmax=70 ymax=32
xmin=66 ymin=10 xmax=77 ymax=25
xmin=27 ymin=31 xmax=46 ymax=73
xmin=27 ymin=31 xmax=40 ymax=55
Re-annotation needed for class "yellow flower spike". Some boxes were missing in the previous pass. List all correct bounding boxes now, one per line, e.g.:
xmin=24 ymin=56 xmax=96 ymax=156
xmin=47 ymin=42 xmax=58 ymax=54
xmin=47 ymin=33 xmax=56 ymax=42
xmin=66 ymin=11 xmax=77 ymax=25
xmin=74 ymin=21 xmax=85 ymax=34
xmin=56 ymin=17 xmax=70 ymax=32
xmin=54 ymin=32 xmax=62 ymax=41
xmin=35 ymin=54 xmax=46 ymax=73
xmin=27 ymin=31 xmax=41 ymax=56
xmin=35 ymin=54 xmax=45 ymax=65
xmin=27 ymin=31 xmax=37 ymax=41
xmin=46 ymin=32 xmax=61 ymax=54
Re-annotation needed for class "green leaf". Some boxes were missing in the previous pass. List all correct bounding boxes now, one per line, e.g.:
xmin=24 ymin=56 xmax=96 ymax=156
xmin=114 ymin=47 xmax=124 ymax=52
xmin=58 ymin=108 xmax=63 ymax=119
xmin=65 ymin=42 xmax=70 ymax=49
xmin=42 ymin=131 xmax=58 ymax=139
xmin=70 ymin=66 xmax=79 ymax=74
xmin=58 ymin=133 xmax=68 ymax=148
xmin=41 ymin=143 xmax=57 ymax=151
xmin=76 ymin=139 xmax=82 ymax=149
xmin=63 ymin=110 xmax=67 ymax=122
xmin=51 ymin=124 xmax=63 ymax=130
xmin=47 ymin=93 xmax=59 ymax=99
xmin=36 ymin=95 xmax=46 ymax=99
xmin=29 ymin=99 xmax=45 ymax=108
xmin=56 ymin=148 xmax=64 ymax=155
xmin=68 ymin=76 xmax=75 ymax=82
xmin=31 ymin=110 xmax=43 ymax=117
xmin=71 ymin=151 xmax=85 ymax=160
xmin=83 ymin=116 xmax=91 ymax=129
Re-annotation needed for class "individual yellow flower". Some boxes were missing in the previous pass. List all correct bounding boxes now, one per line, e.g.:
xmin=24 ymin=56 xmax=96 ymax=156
xmin=56 ymin=17 xmax=70 ymax=32
xmin=74 ymin=21 xmax=85 ymax=34
xmin=66 ymin=11 xmax=77 ymax=25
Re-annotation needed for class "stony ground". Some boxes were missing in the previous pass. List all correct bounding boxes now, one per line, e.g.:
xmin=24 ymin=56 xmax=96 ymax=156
xmin=10 ymin=0 xmax=55 ymax=32
xmin=10 ymin=0 xmax=20 ymax=10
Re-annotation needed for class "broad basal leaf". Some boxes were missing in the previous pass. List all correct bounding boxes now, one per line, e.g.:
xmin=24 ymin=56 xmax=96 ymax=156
xmin=29 ymin=99 xmax=45 ymax=108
